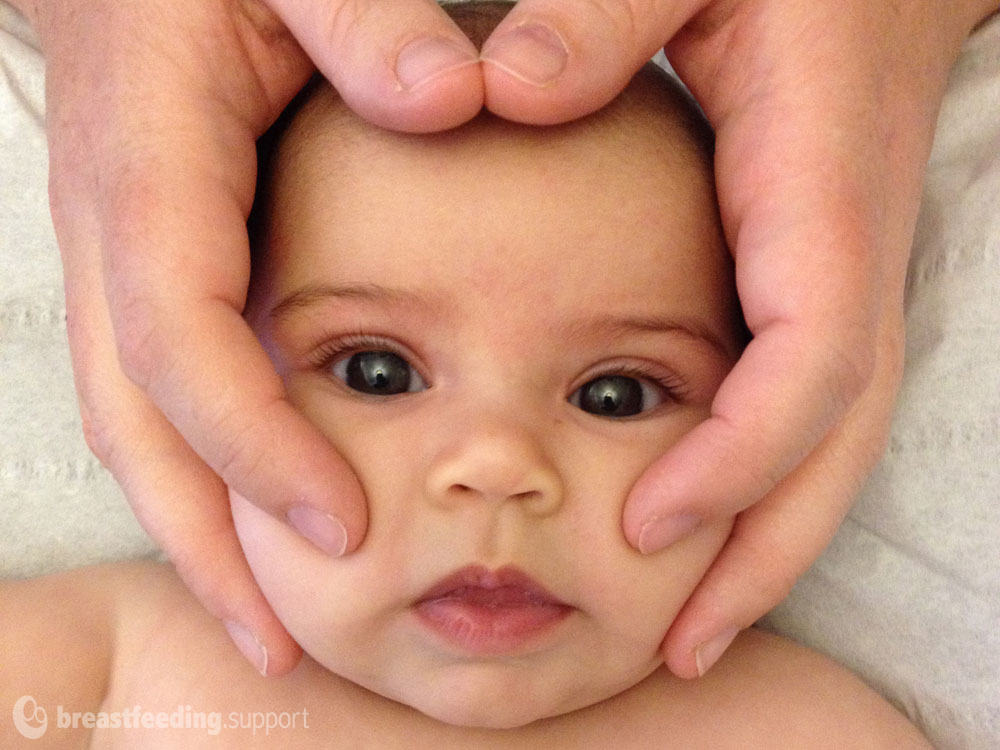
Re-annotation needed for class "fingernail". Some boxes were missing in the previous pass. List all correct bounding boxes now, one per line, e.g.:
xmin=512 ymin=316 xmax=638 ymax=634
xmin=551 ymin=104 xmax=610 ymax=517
xmin=481 ymin=23 xmax=568 ymax=86
xmin=695 ymin=628 xmax=739 ymax=677
xmin=637 ymin=513 xmax=701 ymax=554
xmin=395 ymin=35 xmax=478 ymax=91
xmin=224 ymin=620 xmax=269 ymax=676
xmin=287 ymin=505 xmax=348 ymax=557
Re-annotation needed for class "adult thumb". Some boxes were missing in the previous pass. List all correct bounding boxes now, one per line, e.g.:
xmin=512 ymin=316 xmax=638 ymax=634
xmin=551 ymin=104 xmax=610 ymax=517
xmin=480 ymin=0 xmax=704 ymax=125
xmin=263 ymin=0 xmax=484 ymax=132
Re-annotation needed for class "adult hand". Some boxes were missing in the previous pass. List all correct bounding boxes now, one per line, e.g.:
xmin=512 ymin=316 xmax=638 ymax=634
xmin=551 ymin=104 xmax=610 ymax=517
xmin=476 ymin=0 xmax=997 ymax=677
xmin=16 ymin=0 xmax=488 ymax=676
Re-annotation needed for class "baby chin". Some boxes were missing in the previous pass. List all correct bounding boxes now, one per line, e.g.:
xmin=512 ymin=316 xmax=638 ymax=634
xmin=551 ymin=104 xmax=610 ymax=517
xmin=372 ymin=652 xmax=663 ymax=729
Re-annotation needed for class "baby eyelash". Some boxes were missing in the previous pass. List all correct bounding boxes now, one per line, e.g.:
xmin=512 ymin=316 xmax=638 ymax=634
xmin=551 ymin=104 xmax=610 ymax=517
xmin=309 ymin=333 xmax=402 ymax=371
xmin=601 ymin=363 xmax=691 ymax=404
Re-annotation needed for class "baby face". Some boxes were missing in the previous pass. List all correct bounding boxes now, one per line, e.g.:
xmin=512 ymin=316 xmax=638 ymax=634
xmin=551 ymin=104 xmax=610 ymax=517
xmin=234 ymin=88 xmax=743 ymax=728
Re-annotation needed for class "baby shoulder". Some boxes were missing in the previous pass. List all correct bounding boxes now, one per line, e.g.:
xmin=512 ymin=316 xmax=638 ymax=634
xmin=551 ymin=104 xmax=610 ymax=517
xmin=677 ymin=628 xmax=931 ymax=749
xmin=0 ymin=561 xmax=190 ymax=748
xmin=505 ymin=628 xmax=930 ymax=750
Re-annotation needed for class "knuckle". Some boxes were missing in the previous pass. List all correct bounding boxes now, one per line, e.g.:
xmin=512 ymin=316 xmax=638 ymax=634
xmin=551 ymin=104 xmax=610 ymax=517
xmin=209 ymin=398 xmax=280 ymax=491
xmin=235 ymin=0 xmax=296 ymax=48
xmin=79 ymin=410 xmax=104 ymax=464
xmin=99 ymin=167 xmax=178 ymax=394
xmin=574 ymin=0 xmax=670 ymax=53
xmin=570 ymin=0 xmax=652 ymax=58
xmin=233 ymin=0 xmax=312 ymax=109
xmin=862 ymin=426 xmax=892 ymax=469
xmin=217 ymin=437 xmax=266 ymax=493
xmin=582 ymin=0 xmax=642 ymax=37
xmin=110 ymin=293 xmax=169 ymax=393
xmin=326 ymin=0 xmax=377 ymax=49
xmin=706 ymin=414 xmax=788 ymax=502
xmin=729 ymin=523 xmax=802 ymax=605
xmin=77 ymin=403 xmax=136 ymax=487
xmin=165 ymin=543 xmax=236 ymax=621
xmin=80 ymin=409 xmax=114 ymax=470
xmin=65 ymin=345 xmax=122 ymax=472
xmin=822 ymin=326 xmax=877 ymax=416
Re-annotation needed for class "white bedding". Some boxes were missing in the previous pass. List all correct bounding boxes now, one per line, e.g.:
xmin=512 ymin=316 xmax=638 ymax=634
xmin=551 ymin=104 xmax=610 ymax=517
xmin=1 ymin=3 xmax=997 ymax=746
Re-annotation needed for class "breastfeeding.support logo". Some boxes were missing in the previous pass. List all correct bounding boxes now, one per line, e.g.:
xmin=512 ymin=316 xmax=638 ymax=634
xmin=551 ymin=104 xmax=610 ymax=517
xmin=11 ymin=696 xmax=308 ymax=739
xmin=12 ymin=696 xmax=47 ymax=739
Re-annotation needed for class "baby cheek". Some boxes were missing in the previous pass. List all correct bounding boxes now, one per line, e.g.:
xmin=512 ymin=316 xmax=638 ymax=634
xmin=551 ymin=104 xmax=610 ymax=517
xmin=230 ymin=488 xmax=401 ymax=673
xmin=562 ymin=410 xmax=703 ymax=502
xmin=574 ymin=517 xmax=732 ymax=656
xmin=559 ymin=425 xmax=731 ymax=649
xmin=286 ymin=377 xmax=416 ymax=468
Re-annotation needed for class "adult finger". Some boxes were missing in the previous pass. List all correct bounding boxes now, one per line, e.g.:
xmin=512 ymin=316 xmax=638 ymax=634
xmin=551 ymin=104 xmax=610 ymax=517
xmin=623 ymin=110 xmax=889 ymax=550
xmin=264 ymin=0 xmax=484 ymax=132
xmin=623 ymin=257 xmax=880 ymax=554
xmin=57 ymin=0 xmax=374 ymax=557
xmin=99 ymin=120 xmax=369 ymax=559
xmin=53 ymin=167 xmax=303 ymax=677
xmin=35 ymin=0 xmax=368 ymax=672
xmin=660 ymin=302 xmax=905 ymax=678
xmin=480 ymin=0 xmax=705 ymax=124
xmin=621 ymin=0 xmax=964 ymax=558
xmin=621 ymin=0 xmax=989 ymax=676
xmin=84 ymin=383 xmax=306 ymax=678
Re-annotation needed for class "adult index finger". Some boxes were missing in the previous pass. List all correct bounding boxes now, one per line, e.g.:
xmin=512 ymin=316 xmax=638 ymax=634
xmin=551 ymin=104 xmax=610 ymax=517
xmin=622 ymin=0 xmax=942 ymax=555
xmin=625 ymin=303 xmax=878 ymax=553
xmin=99 ymin=91 xmax=369 ymax=557
xmin=622 ymin=149 xmax=884 ymax=547
xmin=660 ymin=302 xmax=904 ymax=677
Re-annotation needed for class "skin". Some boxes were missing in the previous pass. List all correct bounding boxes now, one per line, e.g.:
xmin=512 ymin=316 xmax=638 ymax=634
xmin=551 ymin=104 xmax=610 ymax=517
xmin=235 ymin=81 xmax=739 ymax=728
xmin=0 ymin=562 xmax=932 ymax=748
xmin=0 ymin=83 xmax=931 ymax=748
xmin=8 ymin=0 xmax=999 ymax=678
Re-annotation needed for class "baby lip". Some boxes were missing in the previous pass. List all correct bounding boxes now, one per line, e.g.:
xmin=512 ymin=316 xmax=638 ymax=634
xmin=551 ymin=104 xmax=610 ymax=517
xmin=417 ymin=565 xmax=567 ymax=608
xmin=414 ymin=565 xmax=573 ymax=656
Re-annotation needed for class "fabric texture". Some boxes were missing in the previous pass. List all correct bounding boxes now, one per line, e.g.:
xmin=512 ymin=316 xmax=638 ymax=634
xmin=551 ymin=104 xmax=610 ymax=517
xmin=1 ymin=3 xmax=997 ymax=746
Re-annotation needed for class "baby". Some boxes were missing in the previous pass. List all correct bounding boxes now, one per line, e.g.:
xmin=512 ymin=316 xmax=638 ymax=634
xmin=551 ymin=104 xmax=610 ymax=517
xmin=0 ymin=3 xmax=928 ymax=747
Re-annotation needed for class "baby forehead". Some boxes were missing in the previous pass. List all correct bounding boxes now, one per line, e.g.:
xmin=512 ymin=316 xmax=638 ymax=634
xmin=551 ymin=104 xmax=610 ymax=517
xmin=273 ymin=113 xmax=717 ymax=271
xmin=265 ymin=115 xmax=715 ymax=282
xmin=265 ymin=129 xmax=730 ymax=327
xmin=264 ymin=84 xmax=722 ymax=263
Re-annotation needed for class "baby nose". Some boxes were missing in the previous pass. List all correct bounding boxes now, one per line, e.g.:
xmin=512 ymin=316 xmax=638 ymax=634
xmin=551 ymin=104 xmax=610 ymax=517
xmin=424 ymin=422 xmax=563 ymax=516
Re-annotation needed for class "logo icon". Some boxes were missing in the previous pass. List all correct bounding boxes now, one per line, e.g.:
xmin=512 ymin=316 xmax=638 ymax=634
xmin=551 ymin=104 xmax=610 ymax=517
xmin=12 ymin=696 xmax=47 ymax=739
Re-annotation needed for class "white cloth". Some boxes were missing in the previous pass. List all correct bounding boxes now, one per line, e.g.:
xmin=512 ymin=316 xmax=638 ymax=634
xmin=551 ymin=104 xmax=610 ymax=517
xmin=1 ymin=3 xmax=997 ymax=746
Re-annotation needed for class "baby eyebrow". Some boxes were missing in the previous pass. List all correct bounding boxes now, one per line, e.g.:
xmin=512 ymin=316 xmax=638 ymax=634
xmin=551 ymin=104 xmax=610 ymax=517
xmin=562 ymin=314 xmax=735 ymax=360
xmin=268 ymin=282 xmax=431 ymax=321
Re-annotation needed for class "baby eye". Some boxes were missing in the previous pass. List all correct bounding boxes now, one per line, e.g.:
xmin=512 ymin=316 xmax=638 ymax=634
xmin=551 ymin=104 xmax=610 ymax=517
xmin=330 ymin=350 xmax=427 ymax=396
xmin=570 ymin=375 xmax=666 ymax=418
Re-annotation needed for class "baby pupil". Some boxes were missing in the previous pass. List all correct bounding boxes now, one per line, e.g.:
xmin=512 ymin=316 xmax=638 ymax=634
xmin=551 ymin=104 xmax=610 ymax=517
xmin=346 ymin=351 xmax=411 ymax=394
xmin=580 ymin=376 xmax=643 ymax=417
